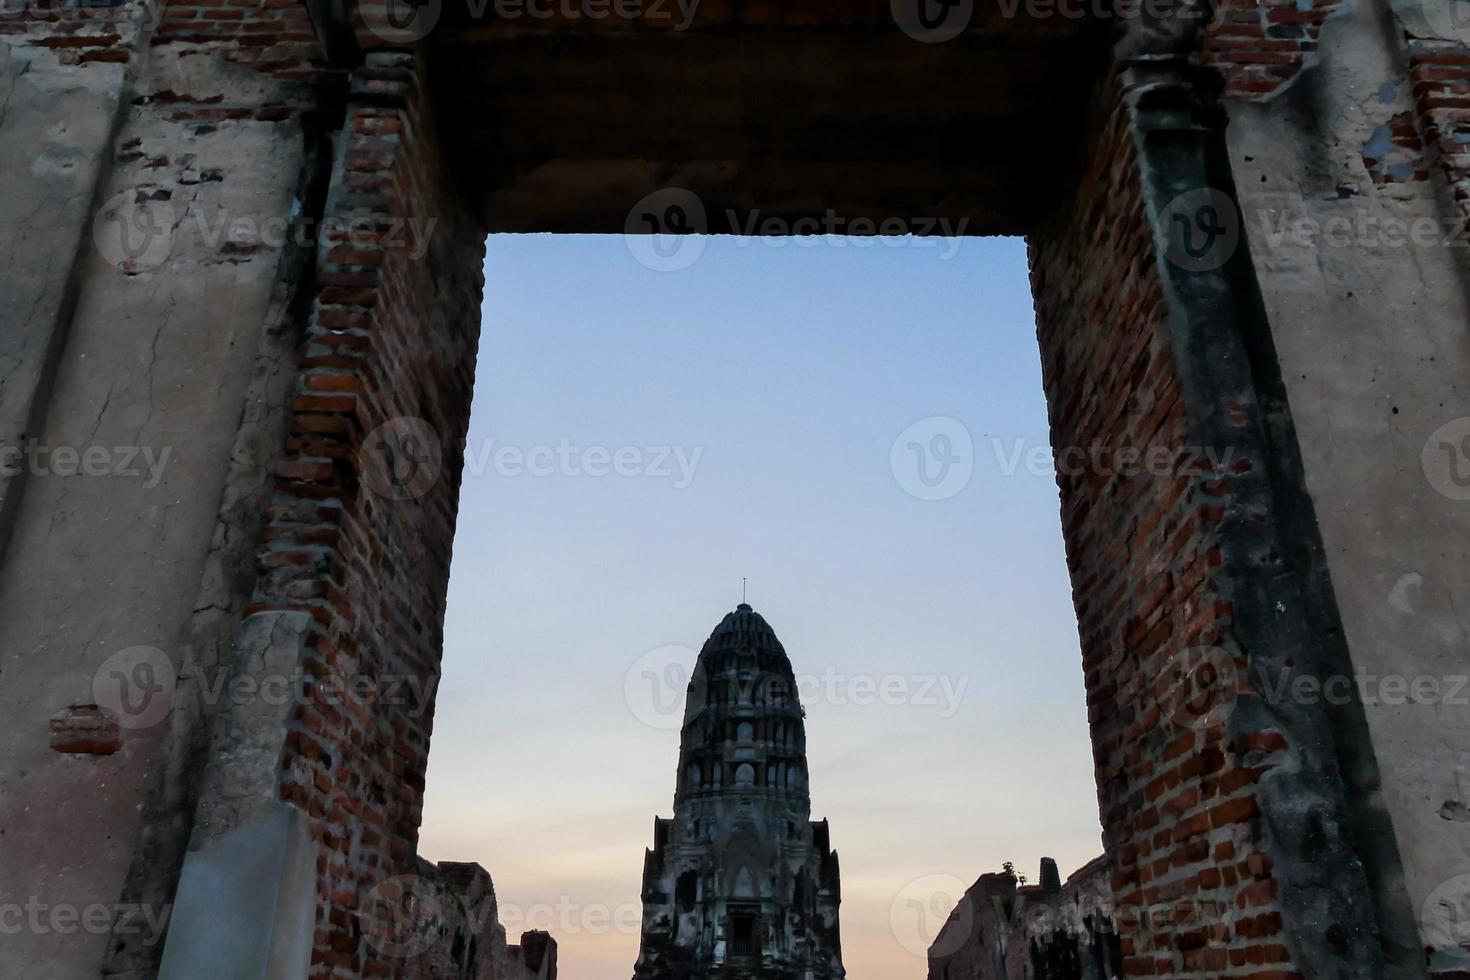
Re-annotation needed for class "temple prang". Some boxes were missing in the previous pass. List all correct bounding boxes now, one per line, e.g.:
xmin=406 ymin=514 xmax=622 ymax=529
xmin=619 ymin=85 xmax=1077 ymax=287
xmin=634 ymin=604 xmax=845 ymax=980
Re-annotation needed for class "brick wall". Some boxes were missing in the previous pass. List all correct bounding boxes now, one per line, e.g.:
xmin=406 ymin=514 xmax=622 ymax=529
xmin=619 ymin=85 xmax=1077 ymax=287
xmin=0 ymin=0 xmax=144 ymax=61
xmin=156 ymin=0 xmax=323 ymax=79
xmin=1028 ymin=70 xmax=1330 ymax=977
xmin=4 ymin=9 xmax=481 ymax=973
xmin=0 ymin=0 xmax=323 ymax=78
xmin=1199 ymin=0 xmax=1470 ymax=230
xmin=1408 ymin=36 xmax=1470 ymax=228
xmin=241 ymin=49 xmax=487 ymax=978
xmin=927 ymin=858 xmax=1119 ymax=980
xmin=1198 ymin=0 xmax=1344 ymax=100
xmin=394 ymin=859 xmax=559 ymax=980
xmin=927 ymin=871 xmax=1017 ymax=980
xmin=1021 ymin=857 xmax=1121 ymax=979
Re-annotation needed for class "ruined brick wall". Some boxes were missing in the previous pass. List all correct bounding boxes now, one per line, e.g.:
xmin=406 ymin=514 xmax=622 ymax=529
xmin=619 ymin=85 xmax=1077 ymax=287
xmin=508 ymin=930 xmax=558 ymax=980
xmin=244 ymin=48 xmax=487 ymax=977
xmin=1197 ymin=0 xmax=1345 ymax=98
xmin=0 ymin=0 xmax=142 ymax=62
xmin=1020 ymin=857 xmax=1121 ymax=980
xmin=39 ymin=6 xmax=492 ymax=974
xmin=0 ymin=0 xmax=323 ymax=76
xmin=393 ymin=860 xmax=558 ymax=980
xmin=1027 ymin=59 xmax=1394 ymax=976
xmin=156 ymin=0 xmax=322 ymax=79
xmin=1029 ymin=78 xmax=1258 ymax=976
xmin=927 ymin=858 xmax=1119 ymax=980
xmin=0 ymin=6 xmax=486 ymax=975
xmin=926 ymin=872 xmax=1016 ymax=980
xmin=399 ymin=859 xmax=495 ymax=980
xmin=0 ymin=1 xmax=348 ymax=975
xmin=1407 ymin=32 xmax=1470 ymax=228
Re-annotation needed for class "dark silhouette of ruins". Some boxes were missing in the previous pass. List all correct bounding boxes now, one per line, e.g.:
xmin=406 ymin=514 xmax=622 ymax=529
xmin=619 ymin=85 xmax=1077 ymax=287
xmin=634 ymin=605 xmax=844 ymax=980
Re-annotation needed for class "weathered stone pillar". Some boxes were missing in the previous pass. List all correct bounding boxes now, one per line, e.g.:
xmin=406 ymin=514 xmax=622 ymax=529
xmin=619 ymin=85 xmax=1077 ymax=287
xmin=1222 ymin=1 xmax=1470 ymax=973
xmin=1027 ymin=4 xmax=1440 ymax=972
xmin=0 ymin=4 xmax=329 ymax=978
xmin=1 ymin=2 xmax=483 ymax=976
xmin=152 ymin=47 xmax=487 ymax=979
xmin=156 ymin=612 xmax=320 ymax=980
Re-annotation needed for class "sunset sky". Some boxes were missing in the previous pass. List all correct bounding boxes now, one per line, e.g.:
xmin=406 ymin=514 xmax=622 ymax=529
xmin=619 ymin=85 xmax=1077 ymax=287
xmin=417 ymin=233 xmax=1103 ymax=979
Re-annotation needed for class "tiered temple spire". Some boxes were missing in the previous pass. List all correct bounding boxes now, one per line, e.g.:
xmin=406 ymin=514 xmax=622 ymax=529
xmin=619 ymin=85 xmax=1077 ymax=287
xmin=632 ymin=604 xmax=844 ymax=980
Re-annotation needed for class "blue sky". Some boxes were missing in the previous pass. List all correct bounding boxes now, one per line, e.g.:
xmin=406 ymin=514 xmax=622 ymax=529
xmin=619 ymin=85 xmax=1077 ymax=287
xmin=418 ymin=233 xmax=1102 ymax=979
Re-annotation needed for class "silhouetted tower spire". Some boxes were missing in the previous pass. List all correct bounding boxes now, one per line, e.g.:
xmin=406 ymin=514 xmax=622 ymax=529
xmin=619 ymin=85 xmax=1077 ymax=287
xmin=633 ymin=604 xmax=844 ymax=980
xmin=673 ymin=602 xmax=809 ymax=812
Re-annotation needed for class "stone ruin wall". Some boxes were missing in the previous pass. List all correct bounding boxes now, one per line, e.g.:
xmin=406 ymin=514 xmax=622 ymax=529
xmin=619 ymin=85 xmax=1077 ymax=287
xmin=0 ymin=0 xmax=1467 ymax=976
xmin=399 ymin=861 xmax=557 ymax=980
xmin=927 ymin=857 xmax=1119 ymax=980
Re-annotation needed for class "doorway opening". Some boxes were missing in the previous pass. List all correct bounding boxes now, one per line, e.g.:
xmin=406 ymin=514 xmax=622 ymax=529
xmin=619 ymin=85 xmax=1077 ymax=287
xmin=417 ymin=233 xmax=1102 ymax=979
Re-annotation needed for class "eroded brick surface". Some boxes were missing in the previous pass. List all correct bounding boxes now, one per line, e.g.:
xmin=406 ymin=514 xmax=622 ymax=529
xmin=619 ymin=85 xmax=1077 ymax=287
xmin=928 ymin=857 xmax=1120 ymax=980
xmin=238 ymin=51 xmax=486 ymax=977
xmin=1199 ymin=0 xmax=1345 ymax=99
xmin=1409 ymin=38 xmax=1470 ymax=225
xmin=1028 ymin=73 xmax=1308 ymax=978
xmin=49 ymin=704 xmax=123 ymax=755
